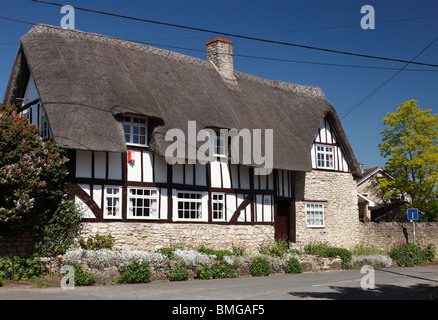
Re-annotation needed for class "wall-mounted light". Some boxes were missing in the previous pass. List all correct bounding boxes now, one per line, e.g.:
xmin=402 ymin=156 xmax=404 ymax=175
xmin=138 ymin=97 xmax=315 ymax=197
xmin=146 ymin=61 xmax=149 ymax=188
xmin=127 ymin=150 xmax=135 ymax=163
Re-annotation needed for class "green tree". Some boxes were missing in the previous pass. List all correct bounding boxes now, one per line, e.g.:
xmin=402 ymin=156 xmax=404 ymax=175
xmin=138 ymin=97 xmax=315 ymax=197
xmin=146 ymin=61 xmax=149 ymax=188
xmin=378 ymin=100 xmax=438 ymax=221
xmin=0 ymin=104 xmax=81 ymax=255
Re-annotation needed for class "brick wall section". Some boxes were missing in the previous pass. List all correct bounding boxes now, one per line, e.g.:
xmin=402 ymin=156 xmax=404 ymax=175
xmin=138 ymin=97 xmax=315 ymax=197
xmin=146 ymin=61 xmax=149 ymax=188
xmin=361 ymin=222 xmax=438 ymax=251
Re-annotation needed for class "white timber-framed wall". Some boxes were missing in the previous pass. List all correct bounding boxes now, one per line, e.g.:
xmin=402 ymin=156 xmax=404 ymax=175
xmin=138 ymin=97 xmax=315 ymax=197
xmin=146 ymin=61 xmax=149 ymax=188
xmin=18 ymin=73 xmax=358 ymax=250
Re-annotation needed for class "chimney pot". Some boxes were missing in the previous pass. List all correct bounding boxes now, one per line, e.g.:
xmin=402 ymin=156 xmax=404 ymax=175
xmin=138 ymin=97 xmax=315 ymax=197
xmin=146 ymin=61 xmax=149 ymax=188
xmin=206 ymin=37 xmax=235 ymax=80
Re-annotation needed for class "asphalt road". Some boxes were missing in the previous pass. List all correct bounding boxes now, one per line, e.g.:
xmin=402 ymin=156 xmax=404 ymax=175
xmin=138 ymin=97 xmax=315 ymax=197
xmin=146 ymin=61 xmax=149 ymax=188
xmin=1 ymin=265 xmax=437 ymax=301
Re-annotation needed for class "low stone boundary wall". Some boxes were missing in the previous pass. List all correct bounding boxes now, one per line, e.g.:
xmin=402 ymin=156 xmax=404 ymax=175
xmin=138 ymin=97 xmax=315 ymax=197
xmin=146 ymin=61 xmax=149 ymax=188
xmin=361 ymin=222 xmax=438 ymax=251
xmin=78 ymin=222 xmax=275 ymax=253
xmin=55 ymin=254 xmax=342 ymax=285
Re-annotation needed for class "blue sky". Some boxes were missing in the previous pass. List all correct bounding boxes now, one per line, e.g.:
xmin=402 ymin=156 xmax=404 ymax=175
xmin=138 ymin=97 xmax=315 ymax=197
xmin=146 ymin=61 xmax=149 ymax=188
xmin=1 ymin=0 xmax=437 ymax=169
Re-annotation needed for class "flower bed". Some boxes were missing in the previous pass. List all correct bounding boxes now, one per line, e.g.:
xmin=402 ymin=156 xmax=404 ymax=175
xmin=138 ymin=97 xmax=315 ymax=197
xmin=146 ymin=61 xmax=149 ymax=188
xmin=55 ymin=240 xmax=400 ymax=285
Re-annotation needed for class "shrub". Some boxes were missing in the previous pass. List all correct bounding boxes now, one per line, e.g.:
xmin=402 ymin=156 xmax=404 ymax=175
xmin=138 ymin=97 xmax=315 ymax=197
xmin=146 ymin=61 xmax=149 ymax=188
xmin=72 ymin=263 xmax=95 ymax=286
xmin=249 ymin=257 xmax=270 ymax=277
xmin=259 ymin=240 xmax=289 ymax=257
xmin=118 ymin=260 xmax=151 ymax=284
xmin=351 ymin=244 xmax=386 ymax=256
xmin=194 ymin=265 xmax=212 ymax=280
xmin=79 ymin=233 xmax=115 ymax=251
xmin=425 ymin=243 xmax=436 ymax=262
xmin=168 ymin=263 xmax=189 ymax=281
xmin=284 ymin=257 xmax=302 ymax=274
xmin=63 ymin=248 xmax=168 ymax=272
xmin=351 ymin=254 xmax=393 ymax=268
xmin=172 ymin=249 xmax=216 ymax=269
xmin=0 ymin=104 xmax=81 ymax=256
xmin=304 ymin=242 xmax=352 ymax=269
xmin=232 ymin=242 xmax=247 ymax=256
xmin=196 ymin=246 xmax=233 ymax=260
xmin=211 ymin=261 xmax=238 ymax=279
xmin=0 ymin=254 xmax=44 ymax=281
xmin=389 ymin=243 xmax=434 ymax=267
xmin=155 ymin=247 xmax=176 ymax=258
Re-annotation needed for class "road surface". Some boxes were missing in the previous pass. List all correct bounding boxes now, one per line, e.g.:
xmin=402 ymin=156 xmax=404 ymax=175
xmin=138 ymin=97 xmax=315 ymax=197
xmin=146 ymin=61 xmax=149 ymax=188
xmin=0 ymin=265 xmax=437 ymax=301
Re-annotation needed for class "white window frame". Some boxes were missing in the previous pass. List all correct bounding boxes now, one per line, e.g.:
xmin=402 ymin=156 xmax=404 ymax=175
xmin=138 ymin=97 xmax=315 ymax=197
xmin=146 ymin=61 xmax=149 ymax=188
xmin=39 ymin=105 xmax=50 ymax=139
xmin=211 ymin=192 xmax=225 ymax=221
xmin=123 ymin=115 xmax=148 ymax=147
xmin=316 ymin=144 xmax=335 ymax=170
xmin=306 ymin=202 xmax=325 ymax=228
xmin=127 ymin=187 xmax=159 ymax=220
xmin=211 ymin=130 xmax=227 ymax=158
xmin=174 ymin=190 xmax=207 ymax=221
xmin=103 ymin=186 xmax=122 ymax=219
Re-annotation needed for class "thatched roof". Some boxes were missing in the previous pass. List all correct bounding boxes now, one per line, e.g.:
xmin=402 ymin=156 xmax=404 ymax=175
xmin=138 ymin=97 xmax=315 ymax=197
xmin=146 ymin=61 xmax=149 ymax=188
xmin=3 ymin=24 xmax=361 ymax=178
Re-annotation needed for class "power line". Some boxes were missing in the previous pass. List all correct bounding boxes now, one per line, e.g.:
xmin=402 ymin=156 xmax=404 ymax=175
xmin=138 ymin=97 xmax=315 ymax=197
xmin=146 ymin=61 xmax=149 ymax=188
xmin=2 ymin=15 xmax=436 ymax=73
xmin=31 ymin=0 xmax=438 ymax=68
xmin=340 ymin=36 xmax=438 ymax=119
xmin=135 ymin=40 xmax=438 ymax=72
xmin=0 ymin=16 xmax=36 ymax=26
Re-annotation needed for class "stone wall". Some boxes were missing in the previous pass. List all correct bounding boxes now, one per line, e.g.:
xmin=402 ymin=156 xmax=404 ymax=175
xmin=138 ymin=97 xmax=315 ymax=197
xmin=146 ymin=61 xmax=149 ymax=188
xmin=0 ymin=233 xmax=36 ymax=257
xmin=78 ymin=222 xmax=274 ymax=253
xmin=361 ymin=222 xmax=438 ymax=251
xmin=294 ymin=171 xmax=361 ymax=249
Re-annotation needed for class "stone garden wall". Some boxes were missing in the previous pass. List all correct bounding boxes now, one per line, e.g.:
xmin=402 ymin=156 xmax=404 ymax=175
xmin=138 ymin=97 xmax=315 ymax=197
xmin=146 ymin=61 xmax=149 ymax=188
xmin=78 ymin=222 xmax=275 ymax=253
xmin=361 ymin=222 xmax=438 ymax=251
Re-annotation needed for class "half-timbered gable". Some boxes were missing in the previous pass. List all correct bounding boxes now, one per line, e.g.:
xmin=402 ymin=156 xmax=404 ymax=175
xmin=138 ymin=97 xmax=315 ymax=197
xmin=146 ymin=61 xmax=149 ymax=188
xmin=4 ymin=25 xmax=363 ymax=251
xmin=311 ymin=117 xmax=350 ymax=173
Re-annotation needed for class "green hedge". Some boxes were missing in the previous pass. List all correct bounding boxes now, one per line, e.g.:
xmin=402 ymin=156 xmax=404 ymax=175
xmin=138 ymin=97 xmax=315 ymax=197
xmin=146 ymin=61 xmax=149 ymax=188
xmin=118 ymin=260 xmax=151 ymax=284
xmin=285 ymin=257 xmax=302 ymax=274
xmin=0 ymin=254 xmax=44 ymax=281
xmin=304 ymin=243 xmax=352 ymax=269
xmin=389 ymin=243 xmax=436 ymax=267
xmin=249 ymin=257 xmax=270 ymax=277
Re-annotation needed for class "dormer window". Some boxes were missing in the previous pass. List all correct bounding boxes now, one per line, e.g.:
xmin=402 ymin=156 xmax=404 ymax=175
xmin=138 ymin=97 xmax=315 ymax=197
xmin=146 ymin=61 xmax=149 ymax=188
xmin=316 ymin=144 xmax=334 ymax=169
xmin=211 ymin=130 xmax=227 ymax=158
xmin=123 ymin=116 xmax=147 ymax=147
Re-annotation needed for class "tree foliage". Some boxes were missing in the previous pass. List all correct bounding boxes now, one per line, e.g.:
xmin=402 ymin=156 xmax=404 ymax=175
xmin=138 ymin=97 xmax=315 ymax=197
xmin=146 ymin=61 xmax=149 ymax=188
xmin=0 ymin=104 xmax=81 ymax=255
xmin=378 ymin=100 xmax=438 ymax=221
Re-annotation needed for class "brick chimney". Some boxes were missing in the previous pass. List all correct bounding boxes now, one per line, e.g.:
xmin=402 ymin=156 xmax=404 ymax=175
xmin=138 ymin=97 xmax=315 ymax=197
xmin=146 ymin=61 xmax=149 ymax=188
xmin=358 ymin=162 xmax=364 ymax=173
xmin=206 ymin=37 xmax=235 ymax=80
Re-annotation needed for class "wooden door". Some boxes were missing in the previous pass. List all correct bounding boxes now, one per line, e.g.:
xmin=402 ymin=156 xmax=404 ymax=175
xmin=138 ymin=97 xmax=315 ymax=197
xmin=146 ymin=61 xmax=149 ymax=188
xmin=275 ymin=201 xmax=290 ymax=241
xmin=275 ymin=200 xmax=296 ymax=243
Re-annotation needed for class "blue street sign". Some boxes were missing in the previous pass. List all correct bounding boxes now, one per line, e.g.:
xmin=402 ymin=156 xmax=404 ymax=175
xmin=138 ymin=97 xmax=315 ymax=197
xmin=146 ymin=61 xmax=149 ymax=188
xmin=407 ymin=208 xmax=418 ymax=220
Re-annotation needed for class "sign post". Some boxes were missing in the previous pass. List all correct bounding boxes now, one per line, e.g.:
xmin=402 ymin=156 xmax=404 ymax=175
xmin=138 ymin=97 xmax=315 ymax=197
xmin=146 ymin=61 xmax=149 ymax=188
xmin=407 ymin=208 xmax=418 ymax=244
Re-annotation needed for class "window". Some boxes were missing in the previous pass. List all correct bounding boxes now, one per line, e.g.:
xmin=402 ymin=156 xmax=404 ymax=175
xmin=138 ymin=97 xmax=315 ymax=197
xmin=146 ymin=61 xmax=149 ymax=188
xmin=177 ymin=191 xmax=203 ymax=220
xmin=306 ymin=202 xmax=324 ymax=227
xmin=40 ymin=106 xmax=50 ymax=139
xmin=104 ymin=186 xmax=122 ymax=219
xmin=128 ymin=187 xmax=158 ymax=219
xmin=316 ymin=145 xmax=334 ymax=169
xmin=211 ymin=131 xmax=227 ymax=157
xmin=123 ymin=116 xmax=147 ymax=146
xmin=212 ymin=193 xmax=225 ymax=221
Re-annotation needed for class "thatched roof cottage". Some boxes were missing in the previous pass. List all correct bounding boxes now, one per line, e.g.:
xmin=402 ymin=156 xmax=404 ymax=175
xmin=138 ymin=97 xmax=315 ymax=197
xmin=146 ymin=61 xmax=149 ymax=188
xmin=4 ymin=24 xmax=362 ymax=251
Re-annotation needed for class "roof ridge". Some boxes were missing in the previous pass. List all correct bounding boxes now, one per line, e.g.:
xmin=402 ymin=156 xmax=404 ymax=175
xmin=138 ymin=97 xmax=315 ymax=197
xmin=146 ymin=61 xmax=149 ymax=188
xmin=25 ymin=24 xmax=209 ymax=67
xmin=235 ymin=71 xmax=326 ymax=99
xmin=26 ymin=24 xmax=327 ymax=100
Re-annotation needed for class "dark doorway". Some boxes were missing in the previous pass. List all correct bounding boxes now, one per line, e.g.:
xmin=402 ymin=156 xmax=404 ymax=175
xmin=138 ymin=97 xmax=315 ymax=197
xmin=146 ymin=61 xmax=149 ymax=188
xmin=275 ymin=201 xmax=293 ymax=242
